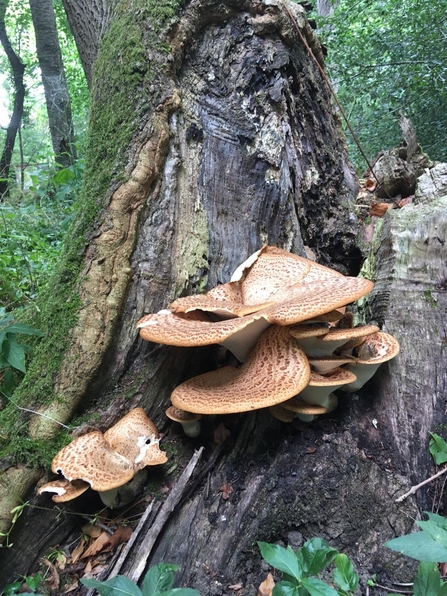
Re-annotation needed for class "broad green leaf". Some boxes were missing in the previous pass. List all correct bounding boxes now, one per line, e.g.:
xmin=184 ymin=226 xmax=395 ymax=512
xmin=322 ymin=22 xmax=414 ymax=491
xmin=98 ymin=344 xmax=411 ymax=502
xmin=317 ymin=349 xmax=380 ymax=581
xmin=438 ymin=582 xmax=447 ymax=595
xmin=297 ymin=538 xmax=338 ymax=576
xmin=429 ymin=434 xmax=447 ymax=465
xmin=272 ymin=581 xmax=300 ymax=596
xmin=258 ymin=542 xmax=302 ymax=580
xmin=52 ymin=167 xmax=75 ymax=186
xmin=384 ymin=531 xmax=447 ymax=562
xmin=5 ymin=323 xmax=43 ymax=336
xmin=161 ymin=589 xmax=202 ymax=596
xmin=425 ymin=513 xmax=447 ymax=532
xmin=4 ymin=582 xmax=21 ymax=595
xmin=81 ymin=575 xmax=143 ymax=596
xmin=417 ymin=520 xmax=447 ymax=547
xmin=413 ymin=562 xmax=442 ymax=596
xmin=142 ymin=563 xmax=179 ymax=596
xmin=300 ymin=577 xmax=339 ymax=596
xmin=0 ymin=368 xmax=16 ymax=396
xmin=3 ymin=335 xmax=26 ymax=373
xmin=333 ymin=554 xmax=359 ymax=592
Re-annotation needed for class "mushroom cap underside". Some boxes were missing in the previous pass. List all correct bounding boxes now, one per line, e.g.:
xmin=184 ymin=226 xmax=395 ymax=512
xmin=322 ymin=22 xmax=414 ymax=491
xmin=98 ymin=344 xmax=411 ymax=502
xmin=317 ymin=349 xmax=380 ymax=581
xmin=38 ymin=478 xmax=90 ymax=502
xmin=137 ymin=277 xmax=374 ymax=349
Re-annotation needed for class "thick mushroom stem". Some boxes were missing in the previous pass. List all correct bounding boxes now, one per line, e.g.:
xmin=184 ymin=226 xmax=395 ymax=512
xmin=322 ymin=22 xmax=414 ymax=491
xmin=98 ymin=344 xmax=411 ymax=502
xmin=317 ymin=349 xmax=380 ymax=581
xmin=295 ymin=394 xmax=338 ymax=422
xmin=98 ymin=469 xmax=149 ymax=508
xmin=341 ymin=362 xmax=382 ymax=392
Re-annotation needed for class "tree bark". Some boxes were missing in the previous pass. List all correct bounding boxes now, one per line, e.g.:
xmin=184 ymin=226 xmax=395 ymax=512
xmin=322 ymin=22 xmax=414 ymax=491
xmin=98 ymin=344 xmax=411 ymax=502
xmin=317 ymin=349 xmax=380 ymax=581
xmin=29 ymin=0 xmax=77 ymax=168
xmin=0 ymin=0 xmax=444 ymax=592
xmin=0 ymin=0 xmax=25 ymax=197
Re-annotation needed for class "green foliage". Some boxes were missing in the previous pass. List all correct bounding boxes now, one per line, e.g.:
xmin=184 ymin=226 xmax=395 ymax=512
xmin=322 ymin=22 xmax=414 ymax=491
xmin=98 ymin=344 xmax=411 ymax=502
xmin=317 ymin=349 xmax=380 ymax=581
xmin=385 ymin=511 xmax=447 ymax=562
xmin=258 ymin=539 xmax=359 ymax=596
xmin=429 ymin=433 xmax=447 ymax=465
xmin=0 ymin=309 xmax=42 ymax=396
xmin=0 ymin=500 xmax=29 ymax=548
xmin=3 ymin=572 xmax=44 ymax=595
xmin=315 ymin=0 xmax=447 ymax=168
xmin=0 ymin=161 xmax=82 ymax=309
xmin=413 ymin=562 xmax=447 ymax=596
xmin=81 ymin=562 xmax=201 ymax=596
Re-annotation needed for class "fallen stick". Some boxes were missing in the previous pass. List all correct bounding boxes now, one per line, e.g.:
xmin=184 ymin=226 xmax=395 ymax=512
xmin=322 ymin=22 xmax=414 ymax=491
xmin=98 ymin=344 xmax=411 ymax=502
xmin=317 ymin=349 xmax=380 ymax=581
xmin=127 ymin=446 xmax=204 ymax=583
xmin=395 ymin=466 xmax=447 ymax=502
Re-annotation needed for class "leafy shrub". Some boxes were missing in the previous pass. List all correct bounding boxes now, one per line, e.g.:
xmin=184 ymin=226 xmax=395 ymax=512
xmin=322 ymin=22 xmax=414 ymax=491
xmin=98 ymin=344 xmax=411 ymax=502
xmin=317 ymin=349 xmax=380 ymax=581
xmin=0 ymin=160 xmax=83 ymax=309
xmin=0 ymin=308 xmax=43 ymax=396
xmin=258 ymin=538 xmax=359 ymax=596
xmin=81 ymin=562 xmax=201 ymax=596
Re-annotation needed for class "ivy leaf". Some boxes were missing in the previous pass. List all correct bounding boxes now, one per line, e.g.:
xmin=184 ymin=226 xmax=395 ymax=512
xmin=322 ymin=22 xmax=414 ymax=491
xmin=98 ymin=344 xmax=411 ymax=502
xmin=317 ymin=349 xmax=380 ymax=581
xmin=161 ymin=589 xmax=202 ymax=596
xmin=413 ymin=562 xmax=443 ymax=596
xmin=4 ymin=323 xmax=43 ymax=336
xmin=429 ymin=433 xmax=447 ymax=465
xmin=272 ymin=581 xmax=300 ymax=596
xmin=384 ymin=531 xmax=447 ymax=562
xmin=142 ymin=563 xmax=179 ymax=596
xmin=300 ymin=577 xmax=339 ymax=596
xmin=333 ymin=554 xmax=359 ymax=592
xmin=81 ymin=575 xmax=143 ymax=596
xmin=258 ymin=542 xmax=302 ymax=580
xmin=3 ymin=335 xmax=26 ymax=373
xmin=297 ymin=538 xmax=338 ymax=576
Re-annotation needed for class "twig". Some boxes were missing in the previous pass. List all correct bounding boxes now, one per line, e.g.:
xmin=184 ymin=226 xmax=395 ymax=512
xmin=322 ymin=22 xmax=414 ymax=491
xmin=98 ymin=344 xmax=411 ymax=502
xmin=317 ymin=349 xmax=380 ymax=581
xmin=106 ymin=501 xmax=159 ymax=578
xmin=396 ymin=466 xmax=447 ymax=502
xmin=371 ymin=583 xmax=412 ymax=594
xmin=127 ymin=446 xmax=204 ymax=583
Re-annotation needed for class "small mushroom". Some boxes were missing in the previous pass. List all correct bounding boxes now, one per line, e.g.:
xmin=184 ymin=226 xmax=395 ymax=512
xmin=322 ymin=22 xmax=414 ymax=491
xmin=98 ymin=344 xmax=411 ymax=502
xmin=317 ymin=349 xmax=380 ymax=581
xmin=307 ymin=355 xmax=356 ymax=374
xmin=268 ymin=404 xmax=296 ymax=422
xmin=341 ymin=331 xmax=400 ymax=392
xmin=171 ymin=325 xmax=311 ymax=414
xmin=38 ymin=478 xmax=90 ymax=503
xmin=166 ymin=406 xmax=202 ymax=437
xmin=38 ymin=410 xmax=167 ymax=507
xmin=280 ymin=397 xmax=330 ymax=422
xmin=289 ymin=324 xmax=379 ymax=357
xmin=292 ymin=369 xmax=357 ymax=407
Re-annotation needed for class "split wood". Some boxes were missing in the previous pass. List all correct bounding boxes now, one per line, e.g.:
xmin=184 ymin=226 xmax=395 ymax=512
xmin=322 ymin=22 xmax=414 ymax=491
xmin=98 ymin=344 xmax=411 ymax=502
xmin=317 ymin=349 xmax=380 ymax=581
xmin=83 ymin=447 xmax=203 ymax=594
xmin=395 ymin=466 xmax=447 ymax=502
xmin=127 ymin=446 xmax=204 ymax=582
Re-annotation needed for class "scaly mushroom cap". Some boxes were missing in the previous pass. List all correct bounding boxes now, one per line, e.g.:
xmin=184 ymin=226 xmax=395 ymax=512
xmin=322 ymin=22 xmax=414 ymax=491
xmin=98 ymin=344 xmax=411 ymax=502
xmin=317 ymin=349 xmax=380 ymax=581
xmin=104 ymin=408 xmax=166 ymax=469
xmin=171 ymin=325 xmax=311 ymax=414
xmin=165 ymin=406 xmax=202 ymax=423
xmin=170 ymin=295 xmax=275 ymax=318
xmin=233 ymin=246 xmax=345 ymax=306
xmin=293 ymin=368 xmax=357 ymax=406
xmin=281 ymin=397 xmax=328 ymax=415
xmin=52 ymin=431 xmax=135 ymax=492
xmin=290 ymin=322 xmax=379 ymax=357
xmin=38 ymin=478 xmax=90 ymax=503
xmin=269 ymin=404 xmax=296 ymax=422
xmin=355 ymin=331 xmax=400 ymax=364
xmin=265 ymin=277 xmax=374 ymax=326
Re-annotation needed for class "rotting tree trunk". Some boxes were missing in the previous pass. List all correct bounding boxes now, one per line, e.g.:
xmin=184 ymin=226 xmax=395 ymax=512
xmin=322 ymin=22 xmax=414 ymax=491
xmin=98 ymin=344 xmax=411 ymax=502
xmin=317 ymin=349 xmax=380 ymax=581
xmin=29 ymin=0 xmax=77 ymax=168
xmin=0 ymin=0 xmax=445 ymax=592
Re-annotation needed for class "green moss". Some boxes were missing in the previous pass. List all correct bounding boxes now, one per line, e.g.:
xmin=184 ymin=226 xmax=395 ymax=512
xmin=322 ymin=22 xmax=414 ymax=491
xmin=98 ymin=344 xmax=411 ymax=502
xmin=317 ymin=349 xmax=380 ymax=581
xmin=424 ymin=288 xmax=438 ymax=309
xmin=0 ymin=0 xmax=185 ymax=466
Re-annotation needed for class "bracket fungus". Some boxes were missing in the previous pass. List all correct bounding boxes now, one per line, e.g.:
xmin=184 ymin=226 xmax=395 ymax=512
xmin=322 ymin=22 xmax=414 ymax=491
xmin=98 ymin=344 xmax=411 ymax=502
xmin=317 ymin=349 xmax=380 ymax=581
xmin=136 ymin=246 xmax=400 ymax=426
xmin=38 ymin=408 xmax=167 ymax=507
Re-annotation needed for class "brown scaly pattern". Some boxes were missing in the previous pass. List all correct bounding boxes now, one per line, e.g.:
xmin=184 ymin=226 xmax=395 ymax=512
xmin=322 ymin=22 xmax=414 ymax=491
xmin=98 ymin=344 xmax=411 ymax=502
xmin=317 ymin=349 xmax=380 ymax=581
xmin=171 ymin=326 xmax=311 ymax=414
xmin=51 ymin=431 xmax=134 ymax=491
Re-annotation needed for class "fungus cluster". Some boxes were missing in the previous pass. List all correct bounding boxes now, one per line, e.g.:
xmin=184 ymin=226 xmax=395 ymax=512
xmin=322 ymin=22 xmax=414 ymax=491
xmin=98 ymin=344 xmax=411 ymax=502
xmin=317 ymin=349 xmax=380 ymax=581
xmin=38 ymin=408 xmax=167 ymax=507
xmin=137 ymin=246 xmax=400 ymax=431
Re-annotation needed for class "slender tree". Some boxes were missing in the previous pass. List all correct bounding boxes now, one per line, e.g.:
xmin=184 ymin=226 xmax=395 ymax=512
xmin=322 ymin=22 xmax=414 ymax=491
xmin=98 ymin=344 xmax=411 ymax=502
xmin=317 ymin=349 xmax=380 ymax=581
xmin=0 ymin=0 xmax=25 ymax=197
xmin=29 ymin=0 xmax=76 ymax=168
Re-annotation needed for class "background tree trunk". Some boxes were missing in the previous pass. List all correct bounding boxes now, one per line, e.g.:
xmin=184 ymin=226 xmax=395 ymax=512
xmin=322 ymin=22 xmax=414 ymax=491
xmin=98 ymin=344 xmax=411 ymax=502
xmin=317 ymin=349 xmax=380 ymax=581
xmin=0 ymin=0 xmax=25 ymax=197
xmin=29 ymin=0 xmax=77 ymax=168
xmin=0 ymin=0 xmax=445 ymax=592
